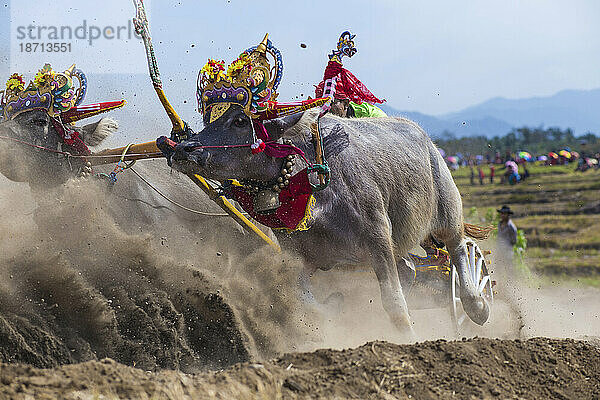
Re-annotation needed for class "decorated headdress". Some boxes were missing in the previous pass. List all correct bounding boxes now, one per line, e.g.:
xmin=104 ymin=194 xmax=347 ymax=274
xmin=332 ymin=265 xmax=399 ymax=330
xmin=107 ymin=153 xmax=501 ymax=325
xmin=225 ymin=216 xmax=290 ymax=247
xmin=197 ymin=34 xmax=328 ymax=124
xmin=0 ymin=64 xmax=125 ymax=123
xmin=315 ymin=31 xmax=385 ymax=105
xmin=329 ymin=31 xmax=357 ymax=63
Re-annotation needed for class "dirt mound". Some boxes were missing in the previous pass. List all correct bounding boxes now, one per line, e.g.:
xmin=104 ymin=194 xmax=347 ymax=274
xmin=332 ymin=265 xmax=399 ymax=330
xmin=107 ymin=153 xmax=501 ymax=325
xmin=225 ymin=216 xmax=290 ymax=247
xmin=0 ymin=229 xmax=250 ymax=373
xmin=0 ymin=337 xmax=598 ymax=399
xmin=0 ymin=177 xmax=320 ymax=373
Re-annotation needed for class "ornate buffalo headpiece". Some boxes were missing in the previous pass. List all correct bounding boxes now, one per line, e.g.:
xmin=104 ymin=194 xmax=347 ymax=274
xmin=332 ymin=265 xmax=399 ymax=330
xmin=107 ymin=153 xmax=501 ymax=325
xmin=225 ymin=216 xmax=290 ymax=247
xmin=0 ymin=64 xmax=125 ymax=123
xmin=197 ymin=34 xmax=328 ymax=124
xmin=329 ymin=31 xmax=357 ymax=64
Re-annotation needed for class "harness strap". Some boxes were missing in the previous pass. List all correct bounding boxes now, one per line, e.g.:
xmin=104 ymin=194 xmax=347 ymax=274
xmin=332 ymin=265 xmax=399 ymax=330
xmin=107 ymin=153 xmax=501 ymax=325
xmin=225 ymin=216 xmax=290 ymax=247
xmin=310 ymin=122 xmax=328 ymax=189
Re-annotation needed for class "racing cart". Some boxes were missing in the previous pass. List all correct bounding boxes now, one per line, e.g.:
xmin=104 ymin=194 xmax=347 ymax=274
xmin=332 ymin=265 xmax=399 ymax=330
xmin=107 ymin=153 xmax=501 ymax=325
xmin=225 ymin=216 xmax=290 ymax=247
xmin=405 ymin=240 xmax=495 ymax=332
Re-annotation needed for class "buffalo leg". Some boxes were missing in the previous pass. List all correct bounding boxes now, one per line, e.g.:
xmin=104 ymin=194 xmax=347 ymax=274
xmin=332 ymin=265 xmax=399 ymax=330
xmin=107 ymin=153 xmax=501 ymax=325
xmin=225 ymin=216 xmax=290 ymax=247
xmin=370 ymin=239 xmax=415 ymax=337
xmin=446 ymin=236 xmax=490 ymax=325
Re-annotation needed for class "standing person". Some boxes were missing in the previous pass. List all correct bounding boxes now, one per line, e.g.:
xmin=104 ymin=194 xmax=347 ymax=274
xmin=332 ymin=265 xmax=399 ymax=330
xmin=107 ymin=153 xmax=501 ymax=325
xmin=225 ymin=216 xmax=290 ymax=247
xmin=496 ymin=205 xmax=518 ymax=281
xmin=478 ymin=167 xmax=485 ymax=185
xmin=522 ymin=165 xmax=530 ymax=181
xmin=495 ymin=151 xmax=502 ymax=164
xmin=497 ymin=205 xmax=517 ymax=247
xmin=504 ymin=160 xmax=520 ymax=185
xmin=470 ymin=166 xmax=475 ymax=185
xmin=489 ymin=164 xmax=495 ymax=183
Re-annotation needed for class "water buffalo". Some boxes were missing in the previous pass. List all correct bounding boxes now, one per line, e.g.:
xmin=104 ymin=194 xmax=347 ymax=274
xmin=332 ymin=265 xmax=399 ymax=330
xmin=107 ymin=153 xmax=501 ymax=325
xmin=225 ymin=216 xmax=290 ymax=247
xmin=0 ymin=109 xmax=242 ymax=236
xmin=170 ymin=106 xmax=490 ymax=336
xmin=0 ymin=109 xmax=116 ymax=187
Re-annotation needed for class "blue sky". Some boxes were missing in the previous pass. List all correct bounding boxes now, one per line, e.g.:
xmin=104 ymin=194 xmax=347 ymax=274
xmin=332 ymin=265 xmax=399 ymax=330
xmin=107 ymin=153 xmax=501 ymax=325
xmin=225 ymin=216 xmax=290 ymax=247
xmin=1 ymin=0 xmax=600 ymax=116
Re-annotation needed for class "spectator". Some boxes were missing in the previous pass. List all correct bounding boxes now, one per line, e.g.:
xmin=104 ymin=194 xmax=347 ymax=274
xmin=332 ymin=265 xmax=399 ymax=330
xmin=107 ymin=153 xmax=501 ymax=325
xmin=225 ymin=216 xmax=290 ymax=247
xmin=489 ymin=164 xmax=495 ymax=183
xmin=470 ymin=166 xmax=475 ymax=185
xmin=504 ymin=160 xmax=520 ymax=185
xmin=497 ymin=205 xmax=517 ymax=247
xmin=478 ymin=167 xmax=485 ymax=185
xmin=522 ymin=165 xmax=530 ymax=181
xmin=494 ymin=151 xmax=502 ymax=164
xmin=496 ymin=205 xmax=518 ymax=282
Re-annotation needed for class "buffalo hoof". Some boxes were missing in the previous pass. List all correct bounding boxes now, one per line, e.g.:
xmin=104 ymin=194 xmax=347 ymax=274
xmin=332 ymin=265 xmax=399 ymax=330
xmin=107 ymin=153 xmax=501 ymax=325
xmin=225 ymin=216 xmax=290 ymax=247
xmin=461 ymin=293 xmax=490 ymax=326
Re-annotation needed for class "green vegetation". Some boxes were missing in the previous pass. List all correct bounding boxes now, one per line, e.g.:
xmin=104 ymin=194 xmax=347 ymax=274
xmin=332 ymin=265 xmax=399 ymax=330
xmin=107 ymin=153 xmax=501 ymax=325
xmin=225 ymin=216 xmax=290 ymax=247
xmin=454 ymin=164 xmax=600 ymax=279
xmin=437 ymin=126 xmax=600 ymax=156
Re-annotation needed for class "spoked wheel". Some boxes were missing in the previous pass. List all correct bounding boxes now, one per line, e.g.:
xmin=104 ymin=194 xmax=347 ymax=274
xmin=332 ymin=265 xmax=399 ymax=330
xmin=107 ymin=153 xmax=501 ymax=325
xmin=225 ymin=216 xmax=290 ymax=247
xmin=451 ymin=240 xmax=493 ymax=332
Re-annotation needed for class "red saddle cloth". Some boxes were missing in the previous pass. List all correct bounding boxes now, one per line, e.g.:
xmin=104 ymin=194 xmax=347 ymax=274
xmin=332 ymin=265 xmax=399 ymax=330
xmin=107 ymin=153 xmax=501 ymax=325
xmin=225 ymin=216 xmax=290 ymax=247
xmin=229 ymin=168 xmax=316 ymax=232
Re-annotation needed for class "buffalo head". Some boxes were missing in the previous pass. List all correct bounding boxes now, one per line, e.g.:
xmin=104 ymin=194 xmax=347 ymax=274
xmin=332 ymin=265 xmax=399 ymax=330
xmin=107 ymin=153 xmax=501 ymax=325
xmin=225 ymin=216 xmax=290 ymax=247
xmin=170 ymin=105 xmax=314 ymax=184
xmin=0 ymin=110 xmax=117 ymax=187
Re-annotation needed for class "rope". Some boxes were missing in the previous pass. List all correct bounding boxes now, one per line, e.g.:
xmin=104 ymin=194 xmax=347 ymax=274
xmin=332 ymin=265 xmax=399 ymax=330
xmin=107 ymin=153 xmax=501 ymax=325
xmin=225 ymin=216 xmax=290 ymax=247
xmin=0 ymin=134 xmax=242 ymax=218
xmin=0 ymin=135 xmax=163 ymax=160
xmin=192 ymin=141 xmax=314 ymax=166
xmin=128 ymin=166 xmax=236 ymax=217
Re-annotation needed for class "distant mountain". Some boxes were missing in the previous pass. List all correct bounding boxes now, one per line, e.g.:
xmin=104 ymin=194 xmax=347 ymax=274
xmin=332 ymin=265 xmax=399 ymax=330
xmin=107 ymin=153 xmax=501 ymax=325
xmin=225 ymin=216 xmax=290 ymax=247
xmin=380 ymin=105 xmax=513 ymax=138
xmin=442 ymin=89 xmax=600 ymax=135
xmin=381 ymin=88 xmax=600 ymax=138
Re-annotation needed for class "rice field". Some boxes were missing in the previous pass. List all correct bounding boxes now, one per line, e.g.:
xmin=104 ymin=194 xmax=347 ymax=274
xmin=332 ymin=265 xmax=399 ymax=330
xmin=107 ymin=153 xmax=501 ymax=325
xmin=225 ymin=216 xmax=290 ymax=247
xmin=453 ymin=164 xmax=600 ymax=282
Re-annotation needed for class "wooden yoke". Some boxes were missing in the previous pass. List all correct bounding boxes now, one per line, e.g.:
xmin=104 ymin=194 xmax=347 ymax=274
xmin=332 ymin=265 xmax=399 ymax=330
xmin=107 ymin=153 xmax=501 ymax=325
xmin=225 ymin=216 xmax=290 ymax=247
xmin=91 ymin=141 xmax=162 ymax=165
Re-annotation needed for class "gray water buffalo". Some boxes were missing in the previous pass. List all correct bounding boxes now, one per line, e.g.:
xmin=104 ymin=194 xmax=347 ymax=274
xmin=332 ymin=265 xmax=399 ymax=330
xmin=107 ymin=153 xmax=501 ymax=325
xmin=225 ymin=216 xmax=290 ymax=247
xmin=0 ymin=109 xmax=116 ymax=187
xmin=0 ymin=109 xmax=243 ymax=237
xmin=170 ymin=106 xmax=490 ymax=336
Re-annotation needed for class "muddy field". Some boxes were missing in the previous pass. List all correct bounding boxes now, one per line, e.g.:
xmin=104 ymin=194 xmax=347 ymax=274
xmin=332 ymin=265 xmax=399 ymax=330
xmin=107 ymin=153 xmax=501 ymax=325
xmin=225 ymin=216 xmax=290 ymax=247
xmin=1 ymin=174 xmax=600 ymax=399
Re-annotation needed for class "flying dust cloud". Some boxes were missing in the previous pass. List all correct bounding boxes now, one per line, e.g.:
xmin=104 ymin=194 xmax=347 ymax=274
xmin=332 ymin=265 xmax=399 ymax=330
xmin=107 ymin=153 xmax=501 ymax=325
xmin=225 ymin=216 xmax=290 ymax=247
xmin=0 ymin=171 xmax=598 ymax=374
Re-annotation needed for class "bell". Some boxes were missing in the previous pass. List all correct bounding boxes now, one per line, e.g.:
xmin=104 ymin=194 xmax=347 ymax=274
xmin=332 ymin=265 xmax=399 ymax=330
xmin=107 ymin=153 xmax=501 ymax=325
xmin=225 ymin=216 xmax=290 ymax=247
xmin=286 ymin=162 xmax=293 ymax=168
xmin=254 ymin=189 xmax=280 ymax=214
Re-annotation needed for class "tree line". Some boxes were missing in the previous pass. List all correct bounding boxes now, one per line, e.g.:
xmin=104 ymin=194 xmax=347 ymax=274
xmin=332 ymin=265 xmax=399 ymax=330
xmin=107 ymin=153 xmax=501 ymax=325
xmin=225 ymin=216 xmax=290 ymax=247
xmin=434 ymin=126 xmax=600 ymax=157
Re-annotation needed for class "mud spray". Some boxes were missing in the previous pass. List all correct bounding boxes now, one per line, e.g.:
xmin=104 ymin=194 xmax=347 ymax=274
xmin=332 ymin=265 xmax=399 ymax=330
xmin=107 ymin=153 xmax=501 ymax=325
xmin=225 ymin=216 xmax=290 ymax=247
xmin=0 ymin=173 xmax=599 ymax=374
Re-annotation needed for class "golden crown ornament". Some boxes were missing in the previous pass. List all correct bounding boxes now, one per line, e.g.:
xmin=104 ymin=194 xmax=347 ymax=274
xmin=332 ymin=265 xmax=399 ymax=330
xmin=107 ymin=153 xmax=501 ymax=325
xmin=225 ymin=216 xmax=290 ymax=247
xmin=0 ymin=64 xmax=125 ymax=123
xmin=197 ymin=34 xmax=328 ymax=124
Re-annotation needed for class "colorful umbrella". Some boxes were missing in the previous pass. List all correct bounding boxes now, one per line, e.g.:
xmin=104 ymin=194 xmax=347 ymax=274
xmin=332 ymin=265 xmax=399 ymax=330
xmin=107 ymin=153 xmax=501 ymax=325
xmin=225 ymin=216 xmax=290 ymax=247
xmin=548 ymin=152 xmax=559 ymax=159
xmin=571 ymin=151 xmax=580 ymax=158
xmin=438 ymin=148 xmax=446 ymax=157
xmin=518 ymin=151 xmax=533 ymax=161
xmin=447 ymin=156 xmax=458 ymax=163
xmin=590 ymin=158 xmax=598 ymax=165
xmin=559 ymin=150 xmax=571 ymax=158
xmin=537 ymin=155 xmax=548 ymax=161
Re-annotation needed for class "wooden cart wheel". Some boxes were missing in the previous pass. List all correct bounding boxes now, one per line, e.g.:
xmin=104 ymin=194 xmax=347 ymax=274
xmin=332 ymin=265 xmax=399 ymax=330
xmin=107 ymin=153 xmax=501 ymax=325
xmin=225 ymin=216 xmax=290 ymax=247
xmin=451 ymin=240 xmax=493 ymax=332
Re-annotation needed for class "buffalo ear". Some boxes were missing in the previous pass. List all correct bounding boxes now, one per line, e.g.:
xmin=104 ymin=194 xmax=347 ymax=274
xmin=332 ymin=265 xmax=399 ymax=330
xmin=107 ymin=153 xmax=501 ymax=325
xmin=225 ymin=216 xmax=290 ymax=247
xmin=80 ymin=118 xmax=118 ymax=146
xmin=263 ymin=108 xmax=320 ymax=141
xmin=262 ymin=112 xmax=304 ymax=141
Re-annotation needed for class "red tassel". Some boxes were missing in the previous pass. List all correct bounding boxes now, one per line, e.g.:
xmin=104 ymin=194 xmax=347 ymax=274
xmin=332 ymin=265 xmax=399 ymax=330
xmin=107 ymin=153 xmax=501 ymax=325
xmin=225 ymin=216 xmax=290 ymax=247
xmin=251 ymin=139 xmax=266 ymax=154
